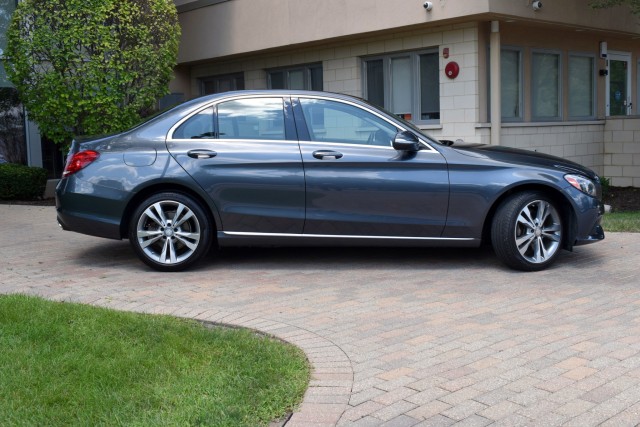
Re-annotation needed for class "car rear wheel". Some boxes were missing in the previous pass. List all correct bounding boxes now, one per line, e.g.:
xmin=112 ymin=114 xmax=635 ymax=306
xmin=128 ymin=192 xmax=212 ymax=271
xmin=491 ymin=191 xmax=563 ymax=271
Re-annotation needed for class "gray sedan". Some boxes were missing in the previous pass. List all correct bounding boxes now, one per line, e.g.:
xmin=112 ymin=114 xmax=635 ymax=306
xmin=56 ymin=90 xmax=604 ymax=271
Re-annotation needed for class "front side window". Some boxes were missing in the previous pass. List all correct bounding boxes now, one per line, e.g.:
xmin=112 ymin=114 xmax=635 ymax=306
xmin=299 ymin=98 xmax=397 ymax=147
xmin=217 ymin=98 xmax=286 ymax=140
xmin=268 ymin=64 xmax=323 ymax=91
xmin=531 ymin=51 xmax=561 ymax=120
xmin=568 ymin=54 xmax=595 ymax=119
xmin=363 ymin=51 xmax=440 ymax=124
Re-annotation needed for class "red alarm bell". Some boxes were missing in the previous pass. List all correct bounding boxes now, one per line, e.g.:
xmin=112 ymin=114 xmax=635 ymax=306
xmin=445 ymin=62 xmax=460 ymax=79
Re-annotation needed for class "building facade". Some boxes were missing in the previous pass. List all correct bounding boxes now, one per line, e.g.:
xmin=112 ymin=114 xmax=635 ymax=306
xmin=2 ymin=0 xmax=640 ymax=187
xmin=171 ymin=0 xmax=640 ymax=187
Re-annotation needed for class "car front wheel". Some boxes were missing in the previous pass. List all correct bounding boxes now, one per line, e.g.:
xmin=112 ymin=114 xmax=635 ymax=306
xmin=491 ymin=191 xmax=564 ymax=271
xmin=128 ymin=192 xmax=212 ymax=272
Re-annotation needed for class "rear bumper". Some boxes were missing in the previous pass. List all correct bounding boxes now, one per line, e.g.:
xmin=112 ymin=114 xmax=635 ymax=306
xmin=55 ymin=177 xmax=126 ymax=240
xmin=57 ymin=208 xmax=122 ymax=240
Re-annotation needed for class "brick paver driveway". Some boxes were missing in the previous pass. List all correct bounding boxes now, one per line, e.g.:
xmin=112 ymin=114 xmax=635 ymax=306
xmin=3 ymin=205 xmax=640 ymax=426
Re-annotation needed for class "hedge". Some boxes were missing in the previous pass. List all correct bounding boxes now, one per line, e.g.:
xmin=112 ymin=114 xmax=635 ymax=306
xmin=0 ymin=163 xmax=48 ymax=200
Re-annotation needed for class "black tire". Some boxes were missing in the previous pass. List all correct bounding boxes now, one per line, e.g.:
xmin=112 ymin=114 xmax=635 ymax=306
xmin=128 ymin=192 xmax=213 ymax=272
xmin=491 ymin=191 xmax=564 ymax=271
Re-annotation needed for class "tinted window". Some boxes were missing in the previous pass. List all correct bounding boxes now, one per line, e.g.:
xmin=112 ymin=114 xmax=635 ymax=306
xmin=173 ymin=107 xmax=215 ymax=139
xmin=299 ymin=99 xmax=397 ymax=147
xmin=217 ymin=98 xmax=286 ymax=140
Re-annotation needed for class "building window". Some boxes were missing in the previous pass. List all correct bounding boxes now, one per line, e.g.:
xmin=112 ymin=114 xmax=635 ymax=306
xmin=267 ymin=64 xmax=323 ymax=91
xmin=200 ymin=73 xmax=245 ymax=95
xmin=501 ymin=48 xmax=522 ymax=121
xmin=568 ymin=54 xmax=595 ymax=119
xmin=531 ymin=51 xmax=562 ymax=120
xmin=363 ymin=50 xmax=440 ymax=124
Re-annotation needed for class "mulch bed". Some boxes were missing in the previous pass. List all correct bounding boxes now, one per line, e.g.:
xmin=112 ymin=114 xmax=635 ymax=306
xmin=604 ymin=186 xmax=640 ymax=212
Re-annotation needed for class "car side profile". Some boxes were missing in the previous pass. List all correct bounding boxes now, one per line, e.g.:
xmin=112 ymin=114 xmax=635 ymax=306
xmin=56 ymin=90 xmax=605 ymax=272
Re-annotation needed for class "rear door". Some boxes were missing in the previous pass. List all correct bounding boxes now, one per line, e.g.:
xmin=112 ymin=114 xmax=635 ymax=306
xmin=167 ymin=96 xmax=305 ymax=234
xmin=294 ymin=96 xmax=449 ymax=238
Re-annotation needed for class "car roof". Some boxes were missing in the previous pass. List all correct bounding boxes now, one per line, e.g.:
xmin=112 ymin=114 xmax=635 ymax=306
xmin=193 ymin=90 xmax=364 ymax=104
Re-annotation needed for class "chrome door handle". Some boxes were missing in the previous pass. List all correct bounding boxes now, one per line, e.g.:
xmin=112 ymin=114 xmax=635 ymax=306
xmin=312 ymin=150 xmax=343 ymax=160
xmin=187 ymin=149 xmax=217 ymax=159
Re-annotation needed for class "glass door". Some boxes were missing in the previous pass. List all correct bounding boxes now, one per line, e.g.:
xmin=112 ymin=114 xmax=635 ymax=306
xmin=607 ymin=52 xmax=632 ymax=116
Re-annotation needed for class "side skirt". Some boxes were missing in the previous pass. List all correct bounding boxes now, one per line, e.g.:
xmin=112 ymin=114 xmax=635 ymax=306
xmin=217 ymin=231 xmax=480 ymax=248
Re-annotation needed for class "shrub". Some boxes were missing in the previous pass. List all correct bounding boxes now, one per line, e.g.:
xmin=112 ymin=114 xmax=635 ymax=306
xmin=0 ymin=163 xmax=48 ymax=200
xmin=5 ymin=0 xmax=181 ymax=146
xmin=600 ymin=176 xmax=611 ymax=197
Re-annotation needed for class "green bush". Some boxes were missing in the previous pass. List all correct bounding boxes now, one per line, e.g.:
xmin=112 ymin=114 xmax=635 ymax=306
xmin=0 ymin=163 xmax=48 ymax=200
xmin=600 ymin=176 xmax=611 ymax=197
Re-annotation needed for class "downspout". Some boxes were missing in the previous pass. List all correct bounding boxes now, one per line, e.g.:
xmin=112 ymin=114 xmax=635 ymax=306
xmin=490 ymin=20 xmax=501 ymax=145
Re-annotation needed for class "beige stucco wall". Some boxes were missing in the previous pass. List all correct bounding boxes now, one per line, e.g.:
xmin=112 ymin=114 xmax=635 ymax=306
xmin=176 ymin=0 xmax=639 ymax=64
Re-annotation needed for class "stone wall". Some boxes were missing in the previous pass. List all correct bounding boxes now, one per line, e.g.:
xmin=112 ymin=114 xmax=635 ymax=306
xmin=604 ymin=117 xmax=640 ymax=187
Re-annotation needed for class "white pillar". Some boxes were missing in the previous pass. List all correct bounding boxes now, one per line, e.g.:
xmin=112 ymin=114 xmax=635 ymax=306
xmin=490 ymin=21 xmax=501 ymax=145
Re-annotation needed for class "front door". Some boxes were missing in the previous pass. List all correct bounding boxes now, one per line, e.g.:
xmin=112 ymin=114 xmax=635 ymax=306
xmin=294 ymin=97 xmax=449 ymax=238
xmin=607 ymin=52 xmax=632 ymax=116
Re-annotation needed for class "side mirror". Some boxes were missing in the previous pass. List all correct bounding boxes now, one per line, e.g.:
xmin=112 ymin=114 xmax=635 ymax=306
xmin=393 ymin=131 xmax=420 ymax=152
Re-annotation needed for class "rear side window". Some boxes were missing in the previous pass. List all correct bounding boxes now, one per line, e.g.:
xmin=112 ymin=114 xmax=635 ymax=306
xmin=172 ymin=107 xmax=215 ymax=139
xmin=217 ymin=98 xmax=286 ymax=141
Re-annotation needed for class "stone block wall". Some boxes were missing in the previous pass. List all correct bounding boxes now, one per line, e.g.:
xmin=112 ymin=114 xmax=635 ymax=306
xmin=604 ymin=118 xmax=640 ymax=187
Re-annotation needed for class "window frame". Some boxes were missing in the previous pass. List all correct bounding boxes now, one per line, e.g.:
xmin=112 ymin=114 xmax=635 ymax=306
xmin=168 ymin=95 xmax=296 ymax=142
xmin=362 ymin=49 xmax=440 ymax=126
xmin=567 ymin=52 xmax=597 ymax=120
xmin=530 ymin=49 xmax=563 ymax=122
xmin=267 ymin=63 xmax=323 ymax=91
xmin=496 ymin=46 xmax=524 ymax=122
xmin=199 ymin=72 xmax=245 ymax=95
xmin=297 ymin=97 xmax=399 ymax=147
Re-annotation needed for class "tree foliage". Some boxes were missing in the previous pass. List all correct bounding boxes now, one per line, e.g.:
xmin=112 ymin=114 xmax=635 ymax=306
xmin=5 ymin=0 xmax=180 ymax=145
xmin=590 ymin=0 xmax=640 ymax=15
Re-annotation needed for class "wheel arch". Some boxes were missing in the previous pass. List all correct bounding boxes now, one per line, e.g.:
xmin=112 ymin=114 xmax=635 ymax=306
xmin=481 ymin=183 xmax=577 ymax=250
xmin=120 ymin=183 xmax=220 ymax=240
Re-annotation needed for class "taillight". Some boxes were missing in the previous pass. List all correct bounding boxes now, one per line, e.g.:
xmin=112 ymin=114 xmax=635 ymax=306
xmin=63 ymin=150 xmax=100 ymax=177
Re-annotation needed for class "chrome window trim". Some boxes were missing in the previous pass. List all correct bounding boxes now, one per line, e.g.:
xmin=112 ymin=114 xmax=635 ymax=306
xmin=167 ymin=94 xmax=291 ymax=141
xmin=166 ymin=93 xmax=439 ymax=153
xmin=297 ymin=95 xmax=439 ymax=153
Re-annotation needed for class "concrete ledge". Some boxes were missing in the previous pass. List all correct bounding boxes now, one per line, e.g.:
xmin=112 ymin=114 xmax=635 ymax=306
xmin=44 ymin=179 xmax=59 ymax=199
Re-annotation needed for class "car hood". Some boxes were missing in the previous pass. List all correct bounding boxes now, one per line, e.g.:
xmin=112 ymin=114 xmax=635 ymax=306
xmin=450 ymin=143 xmax=599 ymax=180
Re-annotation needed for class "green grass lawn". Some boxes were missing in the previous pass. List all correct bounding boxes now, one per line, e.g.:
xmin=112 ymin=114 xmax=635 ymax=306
xmin=602 ymin=211 xmax=640 ymax=233
xmin=0 ymin=295 xmax=309 ymax=426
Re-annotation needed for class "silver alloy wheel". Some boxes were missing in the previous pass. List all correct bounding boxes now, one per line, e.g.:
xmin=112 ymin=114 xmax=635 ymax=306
xmin=136 ymin=200 xmax=202 ymax=265
xmin=514 ymin=199 xmax=562 ymax=264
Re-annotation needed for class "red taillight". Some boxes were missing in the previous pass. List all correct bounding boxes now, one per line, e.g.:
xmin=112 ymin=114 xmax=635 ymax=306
xmin=63 ymin=150 xmax=100 ymax=177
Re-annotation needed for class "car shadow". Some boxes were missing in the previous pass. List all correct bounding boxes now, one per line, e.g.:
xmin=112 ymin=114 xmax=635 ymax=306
xmin=69 ymin=239 xmax=601 ymax=274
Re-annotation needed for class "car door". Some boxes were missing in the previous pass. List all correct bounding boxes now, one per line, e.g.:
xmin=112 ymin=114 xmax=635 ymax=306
xmin=293 ymin=96 xmax=449 ymax=238
xmin=166 ymin=96 xmax=305 ymax=234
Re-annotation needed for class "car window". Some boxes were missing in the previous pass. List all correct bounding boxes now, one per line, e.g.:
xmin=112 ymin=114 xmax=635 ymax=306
xmin=217 ymin=98 xmax=286 ymax=141
xmin=172 ymin=107 xmax=215 ymax=139
xmin=299 ymin=98 xmax=397 ymax=146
